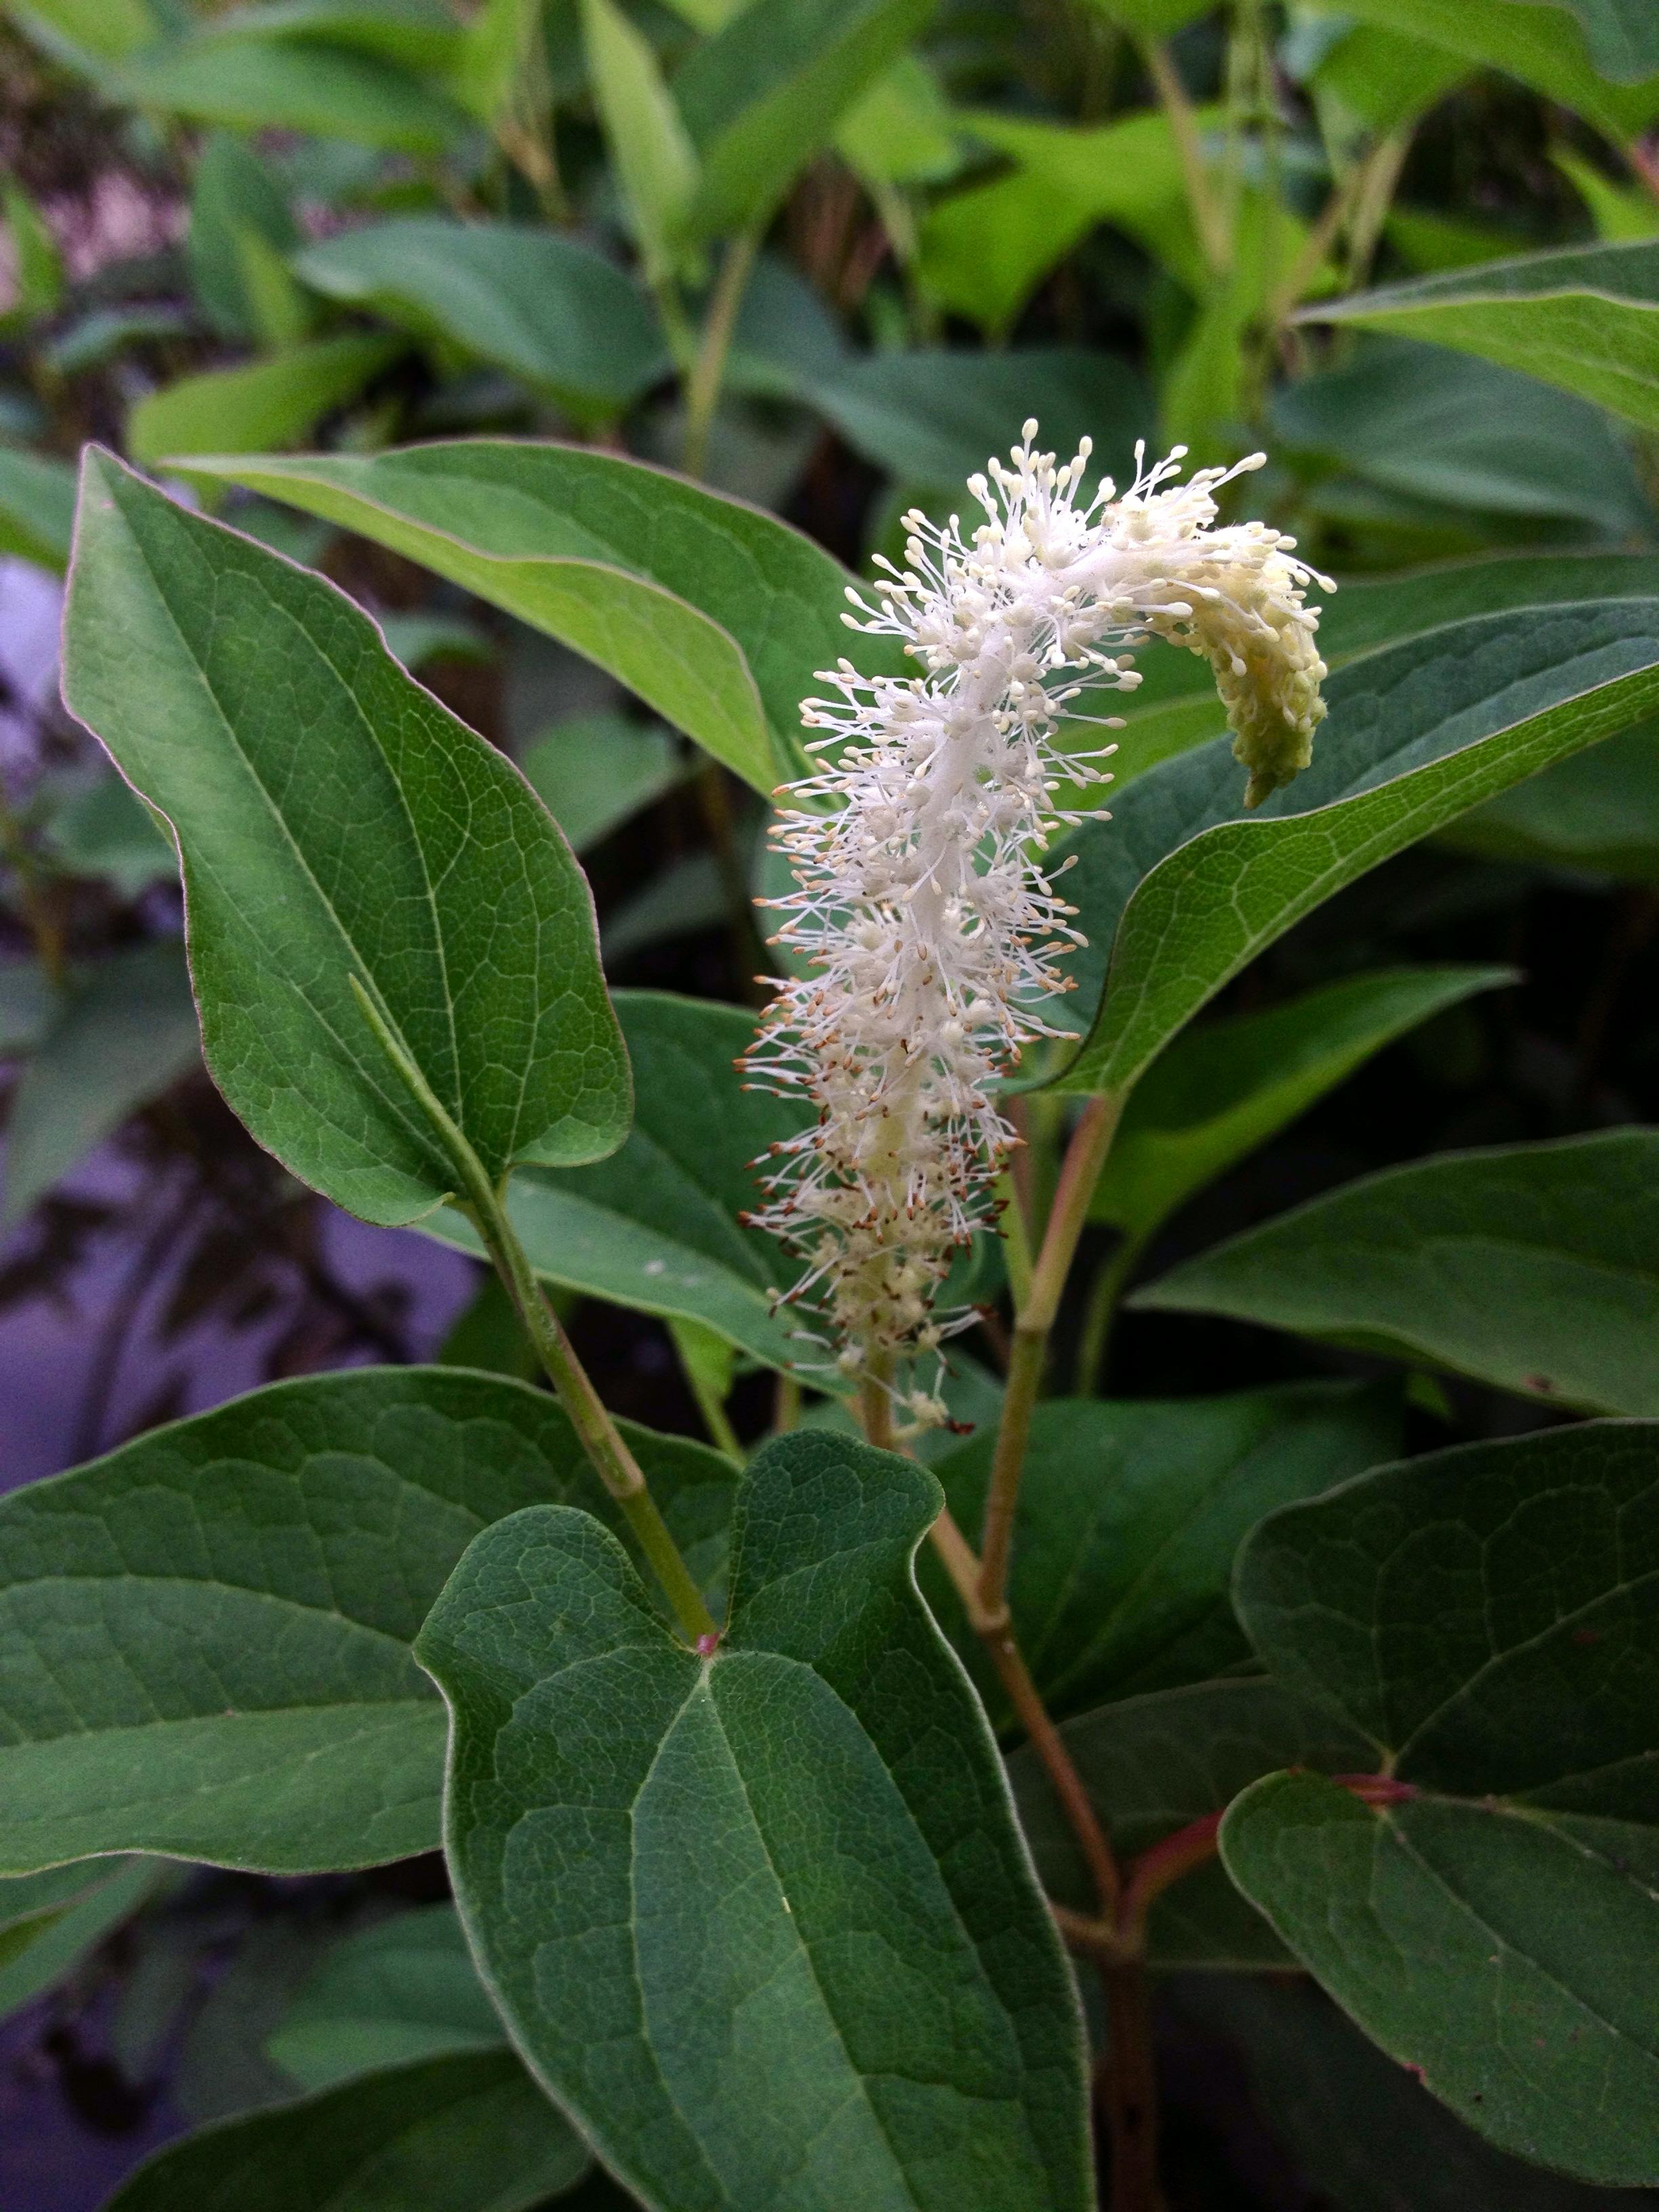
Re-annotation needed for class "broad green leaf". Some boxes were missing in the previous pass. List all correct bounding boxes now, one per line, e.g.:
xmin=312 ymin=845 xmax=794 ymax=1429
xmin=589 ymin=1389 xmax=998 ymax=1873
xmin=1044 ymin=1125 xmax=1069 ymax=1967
xmin=268 ymin=1905 xmax=504 ymax=2090
xmin=63 ymin=451 xmax=629 ymax=1227
xmin=422 ymin=991 xmax=806 ymax=1372
xmin=205 ymin=0 xmax=465 ymax=71
xmin=1089 ymin=965 xmax=1515 ymax=1238
xmin=293 ymin=220 xmax=668 ymax=423
xmin=188 ymin=132 xmax=301 ymax=344
xmin=1302 ymin=240 xmax=1659 ymax=434
xmin=1136 ymin=1129 xmax=1659 ymax=1416
xmin=1270 ymin=337 xmax=1656 ymax=536
xmin=804 ymin=346 xmax=1151 ymax=491
xmin=0 ymin=1856 xmax=163 ymax=2022
xmin=1442 ymin=717 xmax=1659 ymax=881
xmin=674 ymin=0 xmax=936 ymax=234
xmin=1051 ymin=600 xmax=1659 ymax=1098
xmin=582 ymin=0 xmax=699 ymax=291
xmin=0 ymin=1366 xmax=735 ymax=1874
xmin=1300 ymin=18 xmax=1469 ymax=138
xmin=1008 ymin=1678 xmax=1372 ymax=1969
xmin=1077 ymin=0 xmax=1211 ymax=38
xmin=105 ymin=2052 xmax=591 ymax=2212
xmin=114 ymin=33 xmax=470 ymax=153
xmin=927 ymin=1383 xmax=1399 ymax=1722
xmin=1223 ymin=1421 xmax=1659 ymax=2184
xmin=127 ymin=334 xmax=402 ymax=467
xmin=419 ymin=1428 xmax=1092 ymax=2212
xmin=176 ymin=440 xmax=869 ymax=794
xmin=1183 ymin=1973 xmax=1658 ymax=2212
xmin=519 ymin=711 xmax=684 ymax=853
xmin=0 ymin=445 xmax=76 ymax=570
xmin=1328 ymin=0 xmax=1659 ymax=142
xmin=1 ymin=939 xmax=201 ymax=1226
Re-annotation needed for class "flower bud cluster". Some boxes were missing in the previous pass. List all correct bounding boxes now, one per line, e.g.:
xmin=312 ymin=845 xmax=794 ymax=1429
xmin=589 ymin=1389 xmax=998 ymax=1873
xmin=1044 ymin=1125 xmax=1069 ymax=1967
xmin=743 ymin=426 xmax=1329 ymax=1416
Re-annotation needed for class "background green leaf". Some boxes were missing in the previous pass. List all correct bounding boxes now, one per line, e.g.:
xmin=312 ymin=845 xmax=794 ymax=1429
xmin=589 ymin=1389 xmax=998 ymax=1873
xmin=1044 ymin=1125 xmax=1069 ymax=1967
xmin=268 ymin=1904 xmax=506 ymax=2089
xmin=294 ymin=220 xmax=668 ymax=422
xmin=0 ymin=445 xmax=77 ymax=570
xmin=63 ymin=450 xmax=629 ymax=1227
xmin=419 ymin=1428 xmax=1092 ymax=2212
xmin=1441 ymin=718 xmax=1659 ymax=881
xmin=1008 ymin=1678 xmax=1372 ymax=1967
xmin=674 ymin=0 xmax=935 ymax=234
xmin=1089 ymin=964 xmax=1515 ymax=1239
xmin=0 ymin=1856 xmax=164 ymax=2023
xmin=104 ymin=2051 xmax=592 ymax=2212
xmin=1303 ymin=241 xmax=1659 ymax=434
xmin=422 ymin=991 xmax=806 ymax=1371
xmin=926 ymin=1383 xmax=1399 ymax=1720
xmin=1137 ymin=1129 xmax=1659 ymax=1415
xmin=0 ymin=1366 xmax=734 ymax=1874
xmin=114 ymin=33 xmax=469 ymax=152
xmin=1 ymin=939 xmax=201 ymax=1226
xmin=1223 ymin=1420 xmax=1659 ymax=2184
xmin=127 ymin=334 xmax=401 ymax=467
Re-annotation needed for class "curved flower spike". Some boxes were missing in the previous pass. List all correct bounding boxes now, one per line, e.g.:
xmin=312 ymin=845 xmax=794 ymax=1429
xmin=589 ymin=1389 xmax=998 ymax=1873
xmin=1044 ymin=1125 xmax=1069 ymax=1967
xmin=743 ymin=427 xmax=1330 ymax=1418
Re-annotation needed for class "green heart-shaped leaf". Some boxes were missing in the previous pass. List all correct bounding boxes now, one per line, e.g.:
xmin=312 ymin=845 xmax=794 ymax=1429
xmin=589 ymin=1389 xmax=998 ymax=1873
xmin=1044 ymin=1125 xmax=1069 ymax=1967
xmin=1223 ymin=1420 xmax=1659 ymax=2185
xmin=419 ymin=1428 xmax=1092 ymax=2212
xmin=0 ymin=1367 xmax=733 ymax=1875
xmin=62 ymin=451 xmax=629 ymax=1227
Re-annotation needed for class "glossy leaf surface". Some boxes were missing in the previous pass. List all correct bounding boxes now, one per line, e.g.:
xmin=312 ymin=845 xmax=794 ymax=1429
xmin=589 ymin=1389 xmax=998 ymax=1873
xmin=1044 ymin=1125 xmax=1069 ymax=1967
xmin=1224 ymin=1422 xmax=1659 ymax=2184
xmin=1138 ymin=1130 xmax=1659 ymax=1416
xmin=0 ymin=1367 xmax=734 ymax=1873
xmin=1052 ymin=600 xmax=1659 ymax=1098
xmin=420 ymin=1428 xmax=1092 ymax=2212
xmin=928 ymin=1383 xmax=1399 ymax=1719
xmin=105 ymin=2051 xmax=590 ymax=2212
xmin=63 ymin=451 xmax=628 ymax=1227
xmin=178 ymin=441 xmax=870 ymax=791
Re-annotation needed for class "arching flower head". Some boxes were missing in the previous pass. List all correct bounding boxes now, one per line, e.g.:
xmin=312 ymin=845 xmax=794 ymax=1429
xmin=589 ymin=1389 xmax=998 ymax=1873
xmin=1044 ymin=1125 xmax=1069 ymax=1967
xmin=743 ymin=426 xmax=1330 ymax=1428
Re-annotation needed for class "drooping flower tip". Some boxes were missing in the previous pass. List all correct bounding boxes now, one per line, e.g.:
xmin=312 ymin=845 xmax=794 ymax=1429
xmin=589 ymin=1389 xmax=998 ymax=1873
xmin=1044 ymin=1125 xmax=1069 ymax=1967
xmin=745 ymin=426 xmax=1330 ymax=1412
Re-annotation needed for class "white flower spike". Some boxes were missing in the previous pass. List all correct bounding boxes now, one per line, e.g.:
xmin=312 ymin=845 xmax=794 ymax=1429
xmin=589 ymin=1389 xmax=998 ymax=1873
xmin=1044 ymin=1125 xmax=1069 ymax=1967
xmin=743 ymin=426 xmax=1330 ymax=1424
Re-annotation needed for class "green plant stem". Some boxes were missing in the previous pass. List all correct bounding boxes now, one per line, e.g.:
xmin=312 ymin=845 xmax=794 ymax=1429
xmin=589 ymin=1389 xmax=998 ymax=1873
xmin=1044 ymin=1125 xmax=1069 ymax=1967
xmin=857 ymin=1348 xmax=897 ymax=1450
xmin=979 ymin=1092 xmax=1125 ymax=1617
xmin=773 ymin=1368 xmax=801 ymax=1434
xmin=1073 ymin=1229 xmax=1145 ymax=1396
xmin=1140 ymin=37 xmax=1229 ymax=275
xmin=348 ymin=977 xmax=716 ymax=1645
xmin=682 ymin=223 xmax=762 ymax=480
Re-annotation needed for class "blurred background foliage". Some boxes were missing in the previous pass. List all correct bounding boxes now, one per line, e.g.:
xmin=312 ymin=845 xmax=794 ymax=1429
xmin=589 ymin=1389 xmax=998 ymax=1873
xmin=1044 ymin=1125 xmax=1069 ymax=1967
xmin=2 ymin=0 xmax=1659 ymax=2204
